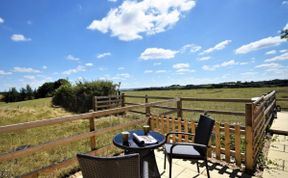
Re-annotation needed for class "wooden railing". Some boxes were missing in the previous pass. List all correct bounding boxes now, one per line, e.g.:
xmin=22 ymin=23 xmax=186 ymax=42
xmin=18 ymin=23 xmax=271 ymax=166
xmin=123 ymin=91 xmax=278 ymax=171
xmin=0 ymin=98 xmax=178 ymax=177
xmin=149 ymin=115 xmax=246 ymax=167
xmin=124 ymin=95 xmax=249 ymax=118
xmin=245 ymin=90 xmax=277 ymax=170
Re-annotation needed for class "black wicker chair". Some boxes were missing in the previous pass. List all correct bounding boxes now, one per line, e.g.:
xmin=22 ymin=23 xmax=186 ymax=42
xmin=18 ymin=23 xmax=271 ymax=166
xmin=77 ymin=153 xmax=140 ymax=178
xmin=164 ymin=114 xmax=215 ymax=178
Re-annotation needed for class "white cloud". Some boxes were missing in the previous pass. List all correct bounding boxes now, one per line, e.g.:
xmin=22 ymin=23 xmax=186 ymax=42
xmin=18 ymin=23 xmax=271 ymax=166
xmin=235 ymin=36 xmax=286 ymax=54
xmin=241 ymin=72 xmax=258 ymax=76
xmin=265 ymin=50 xmax=277 ymax=55
xmin=11 ymin=34 xmax=31 ymax=42
xmin=180 ymin=44 xmax=202 ymax=53
xmin=198 ymin=56 xmax=211 ymax=61
xmin=202 ymin=59 xmax=238 ymax=71
xmin=284 ymin=23 xmax=288 ymax=30
xmin=42 ymin=65 xmax=48 ymax=69
xmin=118 ymin=67 xmax=125 ymax=70
xmin=200 ymin=40 xmax=231 ymax=55
xmin=97 ymin=52 xmax=111 ymax=59
xmin=173 ymin=63 xmax=189 ymax=70
xmin=144 ymin=70 xmax=153 ymax=73
xmin=66 ymin=54 xmax=80 ymax=61
xmin=112 ymin=73 xmax=130 ymax=80
xmin=282 ymin=1 xmax=288 ymax=5
xmin=280 ymin=49 xmax=288 ymax=53
xmin=0 ymin=17 xmax=4 ymax=24
xmin=0 ymin=70 xmax=12 ymax=75
xmin=24 ymin=75 xmax=36 ymax=80
xmin=153 ymin=62 xmax=161 ymax=66
xmin=85 ymin=63 xmax=94 ymax=66
xmin=87 ymin=0 xmax=196 ymax=41
xmin=13 ymin=67 xmax=40 ymax=73
xmin=62 ymin=65 xmax=86 ymax=75
xmin=265 ymin=52 xmax=288 ymax=62
xmin=140 ymin=48 xmax=178 ymax=60
xmin=255 ymin=63 xmax=282 ymax=69
xmin=108 ymin=0 xmax=117 ymax=2
xmin=155 ymin=70 xmax=167 ymax=73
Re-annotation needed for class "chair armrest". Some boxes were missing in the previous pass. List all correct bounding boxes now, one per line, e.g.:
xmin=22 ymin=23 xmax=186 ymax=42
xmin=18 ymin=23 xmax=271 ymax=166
xmin=165 ymin=132 xmax=195 ymax=142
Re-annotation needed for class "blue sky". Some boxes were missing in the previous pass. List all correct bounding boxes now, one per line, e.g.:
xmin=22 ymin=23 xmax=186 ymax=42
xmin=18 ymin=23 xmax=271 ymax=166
xmin=0 ymin=0 xmax=287 ymax=91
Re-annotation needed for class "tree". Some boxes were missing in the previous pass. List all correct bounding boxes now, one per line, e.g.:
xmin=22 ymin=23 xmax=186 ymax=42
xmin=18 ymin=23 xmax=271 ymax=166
xmin=281 ymin=29 xmax=288 ymax=40
xmin=26 ymin=85 xmax=34 ymax=100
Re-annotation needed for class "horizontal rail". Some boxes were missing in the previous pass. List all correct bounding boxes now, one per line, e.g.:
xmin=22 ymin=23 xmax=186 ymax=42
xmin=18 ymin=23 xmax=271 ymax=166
xmin=96 ymin=99 xmax=122 ymax=104
xmin=0 ymin=118 xmax=146 ymax=162
xmin=125 ymin=95 xmax=252 ymax=103
xmin=269 ymin=129 xmax=288 ymax=136
xmin=181 ymin=97 xmax=251 ymax=103
xmin=181 ymin=108 xmax=245 ymax=116
xmin=95 ymin=95 xmax=121 ymax=99
xmin=125 ymin=95 xmax=174 ymax=100
xmin=0 ymin=98 xmax=178 ymax=134
xmin=21 ymin=144 xmax=117 ymax=178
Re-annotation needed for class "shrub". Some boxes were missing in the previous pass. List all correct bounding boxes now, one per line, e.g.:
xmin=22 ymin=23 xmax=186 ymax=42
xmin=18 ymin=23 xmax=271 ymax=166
xmin=52 ymin=80 xmax=117 ymax=113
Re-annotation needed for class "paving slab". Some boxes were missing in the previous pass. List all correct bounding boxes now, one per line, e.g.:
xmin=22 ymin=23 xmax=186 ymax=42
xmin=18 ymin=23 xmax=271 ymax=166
xmin=263 ymin=112 xmax=288 ymax=178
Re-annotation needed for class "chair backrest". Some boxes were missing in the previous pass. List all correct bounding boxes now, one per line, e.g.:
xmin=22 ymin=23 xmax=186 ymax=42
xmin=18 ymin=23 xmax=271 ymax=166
xmin=77 ymin=153 xmax=140 ymax=178
xmin=194 ymin=114 xmax=215 ymax=146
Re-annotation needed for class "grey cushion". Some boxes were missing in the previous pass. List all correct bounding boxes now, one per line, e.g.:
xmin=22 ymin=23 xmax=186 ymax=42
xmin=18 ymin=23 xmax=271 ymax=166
xmin=164 ymin=143 xmax=204 ymax=159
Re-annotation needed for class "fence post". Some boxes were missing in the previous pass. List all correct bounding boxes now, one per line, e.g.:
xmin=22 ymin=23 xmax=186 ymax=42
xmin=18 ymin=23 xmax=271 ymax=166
xmin=145 ymin=95 xmax=151 ymax=116
xmin=121 ymin=93 xmax=126 ymax=115
xmin=245 ymin=103 xmax=254 ymax=171
xmin=93 ymin=96 xmax=98 ymax=111
xmin=89 ymin=110 xmax=96 ymax=151
xmin=177 ymin=97 xmax=182 ymax=119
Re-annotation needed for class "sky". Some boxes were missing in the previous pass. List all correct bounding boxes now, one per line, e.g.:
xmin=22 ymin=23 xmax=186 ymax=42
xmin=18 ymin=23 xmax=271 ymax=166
xmin=0 ymin=0 xmax=287 ymax=91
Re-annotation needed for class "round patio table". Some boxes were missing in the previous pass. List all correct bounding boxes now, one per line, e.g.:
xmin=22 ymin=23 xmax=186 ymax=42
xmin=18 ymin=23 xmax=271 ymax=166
xmin=113 ymin=130 xmax=165 ymax=178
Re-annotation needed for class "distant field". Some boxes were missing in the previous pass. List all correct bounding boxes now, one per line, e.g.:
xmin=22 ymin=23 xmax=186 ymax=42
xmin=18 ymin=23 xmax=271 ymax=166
xmin=124 ymin=87 xmax=288 ymax=124
xmin=0 ymin=87 xmax=287 ymax=177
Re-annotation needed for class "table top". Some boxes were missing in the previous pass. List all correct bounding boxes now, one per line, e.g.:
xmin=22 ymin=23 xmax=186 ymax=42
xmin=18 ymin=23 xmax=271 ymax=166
xmin=113 ymin=130 xmax=165 ymax=150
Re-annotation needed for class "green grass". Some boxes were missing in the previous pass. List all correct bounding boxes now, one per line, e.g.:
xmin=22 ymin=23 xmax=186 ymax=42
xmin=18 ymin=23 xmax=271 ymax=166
xmin=0 ymin=87 xmax=287 ymax=177
xmin=0 ymin=98 xmax=140 ymax=177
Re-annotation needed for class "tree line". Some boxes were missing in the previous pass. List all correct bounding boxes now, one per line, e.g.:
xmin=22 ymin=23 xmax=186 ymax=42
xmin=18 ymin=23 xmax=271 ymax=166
xmin=132 ymin=79 xmax=288 ymax=91
xmin=2 ymin=79 xmax=70 ymax=102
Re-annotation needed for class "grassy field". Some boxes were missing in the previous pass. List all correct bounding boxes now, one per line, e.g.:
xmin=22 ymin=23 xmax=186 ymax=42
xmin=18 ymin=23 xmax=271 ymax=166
xmin=125 ymin=87 xmax=288 ymax=124
xmin=0 ymin=98 xmax=140 ymax=177
xmin=0 ymin=87 xmax=287 ymax=177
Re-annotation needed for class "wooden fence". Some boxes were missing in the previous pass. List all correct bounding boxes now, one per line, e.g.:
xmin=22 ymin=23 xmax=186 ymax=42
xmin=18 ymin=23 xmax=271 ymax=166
xmin=121 ymin=91 xmax=278 ymax=171
xmin=149 ymin=115 xmax=246 ymax=167
xmin=0 ymin=98 xmax=178 ymax=177
xmin=93 ymin=94 xmax=124 ymax=111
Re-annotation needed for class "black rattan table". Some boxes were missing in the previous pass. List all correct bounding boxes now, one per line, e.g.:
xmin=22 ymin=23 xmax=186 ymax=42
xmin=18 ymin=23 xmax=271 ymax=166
xmin=113 ymin=130 xmax=165 ymax=178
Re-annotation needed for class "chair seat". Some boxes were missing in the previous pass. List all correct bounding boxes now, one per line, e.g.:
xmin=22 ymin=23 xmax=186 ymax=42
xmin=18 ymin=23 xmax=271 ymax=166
xmin=164 ymin=143 xmax=205 ymax=159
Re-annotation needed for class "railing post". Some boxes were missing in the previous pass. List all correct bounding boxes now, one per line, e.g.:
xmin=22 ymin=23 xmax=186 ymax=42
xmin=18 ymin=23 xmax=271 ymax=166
xmin=89 ymin=110 xmax=96 ymax=151
xmin=94 ymin=96 xmax=98 ymax=111
xmin=245 ymin=103 xmax=254 ymax=172
xmin=121 ymin=93 xmax=126 ymax=115
xmin=177 ymin=97 xmax=182 ymax=119
xmin=145 ymin=95 xmax=151 ymax=116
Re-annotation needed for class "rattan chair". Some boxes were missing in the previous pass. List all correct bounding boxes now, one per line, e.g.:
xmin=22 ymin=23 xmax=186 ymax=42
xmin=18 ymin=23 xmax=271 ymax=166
xmin=77 ymin=153 xmax=140 ymax=178
xmin=164 ymin=114 xmax=215 ymax=178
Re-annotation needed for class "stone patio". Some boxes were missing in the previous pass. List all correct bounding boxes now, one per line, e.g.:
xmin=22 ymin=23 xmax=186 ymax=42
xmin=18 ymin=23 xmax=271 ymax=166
xmin=71 ymin=149 xmax=254 ymax=178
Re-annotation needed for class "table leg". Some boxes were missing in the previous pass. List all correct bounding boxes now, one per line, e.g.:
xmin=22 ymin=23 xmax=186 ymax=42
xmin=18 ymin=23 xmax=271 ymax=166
xmin=126 ymin=150 xmax=161 ymax=178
